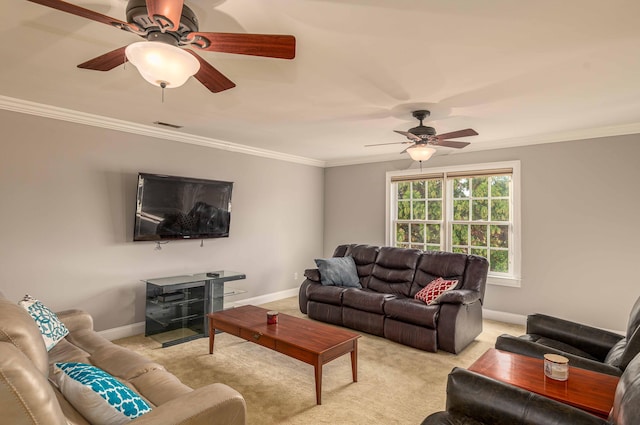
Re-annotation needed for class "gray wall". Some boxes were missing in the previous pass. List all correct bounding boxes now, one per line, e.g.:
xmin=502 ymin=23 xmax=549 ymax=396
xmin=0 ymin=110 xmax=324 ymax=331
xmin=325 ymin=134 xmax=640 ymax=332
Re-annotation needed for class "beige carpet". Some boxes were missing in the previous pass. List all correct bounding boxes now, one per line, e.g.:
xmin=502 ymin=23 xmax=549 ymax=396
xmin=114 ymin=297 xmax=524 ymax=424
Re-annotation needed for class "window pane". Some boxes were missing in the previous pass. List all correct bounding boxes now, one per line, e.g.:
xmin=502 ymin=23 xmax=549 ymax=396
xmin=490 ymin=225 xmax=509 ymax=248
xmin=471 ymin=248 xmax=487 ymax=258
xmin=427 ymin=200 xmax=442 ymax=220
xmin=413 ymin=201 xmax=426 ymax=220
xmin=396 ymin=223 xmax=409 ymax=243
xmin=398 ymin=201 xmax=410 ymax=220
xmin=411 ymin=244 xmax=425 ymax=250
xmin=472 ymin=199 xmax=488 ymax=221
xmin=412 ymin=181 xmax=425 ymax=199
xmin=453 ymin=247 xmax=469 ymax=254
xmin=426 ymin=245 xmax=440 ymax=252
xmin=428 ymin=180 xmax=442 ymax=198
xmin=453 ymin=200 xmax=469 ymax=220
xmin=491 ymin=176 xmax=510 ymax=197
xmin=452 ymin=224 xmax=468 ymax=246
xmin=426 ymin=224 xmax=440 ymax=244
xmin=453 ymin=178 xmax=469 ymax=198
xmin=470 ymin=224 xmax=487 ymax=246
xmin=472 ymin=177 xmax=488 ymax=197
xmin=398 ymin=182 xmax=411 ymax=199
xmin=411 ymin=224 xmax=425 ymax=243
xmin=491 ymin=199 xmax=510 ymax=221
xmin=490 ymin=250 xmax=509 ymax=272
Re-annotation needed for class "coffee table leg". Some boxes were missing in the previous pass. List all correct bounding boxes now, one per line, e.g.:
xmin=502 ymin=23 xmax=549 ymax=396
xmin=351 ymin=340 xmax=358 ymax=382
xmin=209 ymin=318 xmax=215 ymax=354
xmin=314 ymin=361 xmax=322 ymax=405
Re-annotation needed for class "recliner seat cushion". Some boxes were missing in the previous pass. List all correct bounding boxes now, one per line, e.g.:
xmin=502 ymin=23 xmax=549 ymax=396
xmin=384 ymin=298 xmax=439 ymax=328
xmin=306 ymin=284 xmax=346 ymax=306
xmin=342 ymin=289 xmax=396 ymax=314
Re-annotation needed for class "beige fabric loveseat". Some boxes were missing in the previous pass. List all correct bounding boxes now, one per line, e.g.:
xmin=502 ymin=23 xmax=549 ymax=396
xmin=0 ymin=292 xmax=246 ymax=425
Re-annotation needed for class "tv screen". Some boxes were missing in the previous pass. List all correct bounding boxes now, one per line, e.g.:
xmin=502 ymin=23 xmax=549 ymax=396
xmin=134 ymin=173 xmax=233 ymax=241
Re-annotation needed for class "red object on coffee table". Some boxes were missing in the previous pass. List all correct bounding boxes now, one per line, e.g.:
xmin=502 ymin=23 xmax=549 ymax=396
xmin=468 ymin=348 xmax=618 ymax=418
xmin=208 ymin=305 xmax=360 ymax=405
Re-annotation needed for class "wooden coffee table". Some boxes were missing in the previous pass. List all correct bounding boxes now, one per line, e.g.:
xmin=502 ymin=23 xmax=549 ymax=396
xmin=469 ymin=348 xmax=618 ymax=418
xmin=208 ymin=305 xmax=360 ymax=405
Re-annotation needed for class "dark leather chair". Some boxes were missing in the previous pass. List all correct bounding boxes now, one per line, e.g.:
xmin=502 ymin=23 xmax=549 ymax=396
xmin=421 ymin=351 xmax=640 ymax=425
xmin=495 ymin=295 xmax=640 ymax=376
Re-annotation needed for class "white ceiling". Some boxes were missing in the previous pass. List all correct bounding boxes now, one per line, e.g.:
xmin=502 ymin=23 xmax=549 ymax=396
xmin=3 ymin=0 xmax=640 ymax=167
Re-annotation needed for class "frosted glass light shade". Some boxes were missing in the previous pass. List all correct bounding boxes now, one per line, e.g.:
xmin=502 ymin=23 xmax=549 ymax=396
xmin=407 ymin=145 xmax=436 ymax=161
xmin=125 ymin=42 xmax=200 ymax=88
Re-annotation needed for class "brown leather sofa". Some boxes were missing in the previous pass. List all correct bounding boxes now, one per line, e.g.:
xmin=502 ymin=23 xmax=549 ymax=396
xmin=0 ymin=292 xmax=246 ymax=425
xmin=298 ymin=244 xmax=489 ymax=353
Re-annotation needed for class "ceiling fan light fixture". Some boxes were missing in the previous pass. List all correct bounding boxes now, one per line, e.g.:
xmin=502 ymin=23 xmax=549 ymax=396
xmin=407 ymin=145 xmax=436 ymax=162
xmin=125 ymin=41 xmax=200 ymax=88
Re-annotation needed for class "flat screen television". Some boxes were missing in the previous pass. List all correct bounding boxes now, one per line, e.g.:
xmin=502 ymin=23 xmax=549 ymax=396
xmin=134 ymin=173 xmax=233 ymax=241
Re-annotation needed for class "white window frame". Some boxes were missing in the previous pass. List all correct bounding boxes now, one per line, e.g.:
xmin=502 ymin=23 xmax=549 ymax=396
xmin=386 ymin=160 xmax=521 ymax=287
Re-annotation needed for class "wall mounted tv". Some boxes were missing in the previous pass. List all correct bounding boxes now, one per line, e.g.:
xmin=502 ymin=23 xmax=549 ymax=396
xmin=134 ymin=173 xmax=233 ymax=241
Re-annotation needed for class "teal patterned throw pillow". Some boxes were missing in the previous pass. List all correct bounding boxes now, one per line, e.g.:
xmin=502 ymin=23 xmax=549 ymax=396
xmin=18 ymin=295 xmax=69 ymax=351
xmin=53 ymin=362 xmax=152 ymax=425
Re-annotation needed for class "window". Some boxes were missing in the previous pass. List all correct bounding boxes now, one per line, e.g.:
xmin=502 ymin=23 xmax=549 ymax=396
xmin=386 ymin=161 xmax=521 ymax=286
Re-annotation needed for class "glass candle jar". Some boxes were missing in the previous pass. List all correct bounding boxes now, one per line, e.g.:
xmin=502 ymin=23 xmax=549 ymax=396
xmin=544 ymin=353 xmax=569 ymax=381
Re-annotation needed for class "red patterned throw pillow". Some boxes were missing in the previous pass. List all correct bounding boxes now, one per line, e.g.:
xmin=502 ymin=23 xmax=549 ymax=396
xmin=414 ymin=277 xmax=459 ymax=305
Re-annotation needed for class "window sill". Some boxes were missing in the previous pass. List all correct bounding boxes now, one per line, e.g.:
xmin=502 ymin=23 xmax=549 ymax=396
xmin=487 ymin=275 xmax=521 ymax=288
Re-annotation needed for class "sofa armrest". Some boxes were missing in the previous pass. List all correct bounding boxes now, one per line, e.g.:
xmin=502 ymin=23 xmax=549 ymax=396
xmin=421 ymin=367 xmax=605 ymax=425
xmin=131 ymin=383 xmax=246 ymax=425
xmin=304 ymin=268 xmax=321 ymax=282
xmin=56 ymin=309 xmax=94 ymax=333
xmin=527 ymin=313 xmax=623 ymax=361
xmin=436 ymin=289 xmax=480 ymax=305
xmin=495 ymin=334 xmax=622 ymax=376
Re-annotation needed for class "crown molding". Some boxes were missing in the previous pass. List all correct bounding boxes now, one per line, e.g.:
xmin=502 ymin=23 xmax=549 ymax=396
xmin=0 ymin=95 xmax=326 ymax=168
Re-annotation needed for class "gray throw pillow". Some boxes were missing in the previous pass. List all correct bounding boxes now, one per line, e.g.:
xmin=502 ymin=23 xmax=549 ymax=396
xmin=314 ymin=256 xmax=362 ymax=288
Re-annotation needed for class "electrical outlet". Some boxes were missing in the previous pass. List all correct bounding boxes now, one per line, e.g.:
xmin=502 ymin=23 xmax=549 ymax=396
xmin=294 ymin=272 xmax=299 ymax=280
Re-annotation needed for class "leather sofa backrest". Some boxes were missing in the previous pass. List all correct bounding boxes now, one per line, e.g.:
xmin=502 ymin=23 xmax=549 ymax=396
xmin=610 ymin=348 xmax=640 ymax=424
xmin=618 ymin=295 xmax=640 ymax=370
xmin=367 ymin=247 xmax=421 ymax=296
xmin=626 ymin=295 xmax=640 ymax=340
xmin=0 ymin=343 xmax=68 ymax=425
xmin=460 ymin=255 xmax=490 ymax=303
xmin=0 ymin=295 xmax=49 ymax=377
xmin=345 ymin=244 xmax=379 ymax=288
xmin=332 ymin=244 xmax=354 ymax=258
xmin=410 ymin=251 xmax=467 ymax=296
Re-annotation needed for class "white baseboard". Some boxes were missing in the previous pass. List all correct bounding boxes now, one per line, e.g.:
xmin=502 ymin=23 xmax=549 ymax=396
xmin=483 ymin=309 xmax=527 ymax=326
xmin=228 ymin=288 xmax=299 ymax=308
xmin=99 ymin=322 xmax=145 ymax=341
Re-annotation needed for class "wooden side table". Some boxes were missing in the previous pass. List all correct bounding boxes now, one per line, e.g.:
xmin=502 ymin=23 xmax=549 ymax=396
xmin=468 ymin=348 xmax=618 ymax=418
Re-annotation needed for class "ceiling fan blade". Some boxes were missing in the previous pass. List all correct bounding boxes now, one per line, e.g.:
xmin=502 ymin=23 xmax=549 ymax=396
xmin=435 ymin=128 xmax=478 ymax=140
xmin=364 ymin=141 xmax=412 ymax=147
xmin=435 ymin=140 xmax=471 ymax=149
xmin=187 ymin=32 xmax=296 ymax=59
xmin=186 ymin=50 xmax=236 ymax=93
xmin=77 ymin=46 xmax=127 ymax=71
xmin=394 ymin=130 xmax=421 ymax=142
xmin=145 ymin=0 xmax=183 ymax=32
xmin=26 ymin=0 xmax=138 ymax=32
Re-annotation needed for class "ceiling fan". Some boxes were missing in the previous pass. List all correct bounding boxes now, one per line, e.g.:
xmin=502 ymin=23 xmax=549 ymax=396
xmin=366 ymin=110 xmax=478 ymax=159
xmin=26 ymin=0 xmax=296 ymax=92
